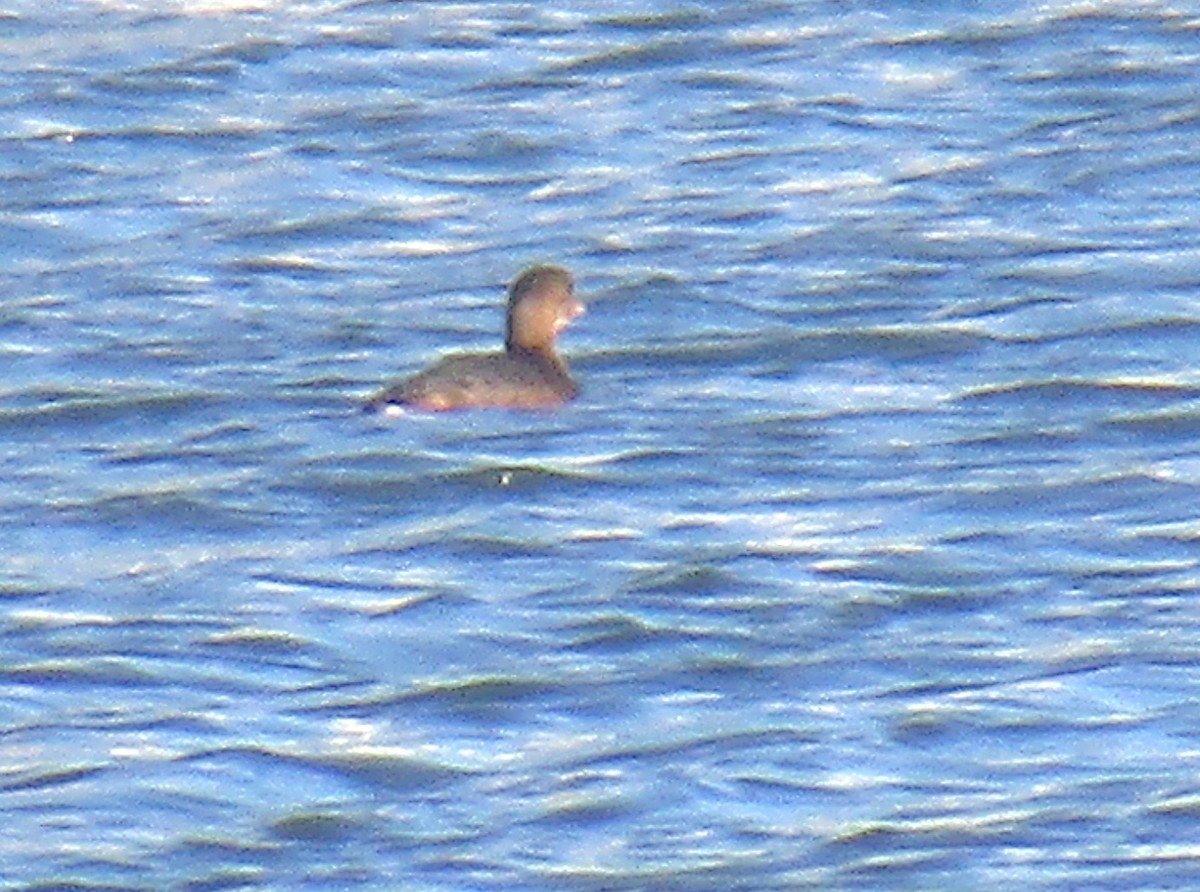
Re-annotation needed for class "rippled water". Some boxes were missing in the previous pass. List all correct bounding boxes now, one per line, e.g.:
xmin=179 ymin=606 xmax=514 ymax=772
xmin=3 ymin=1 xmax=1200 ymax=889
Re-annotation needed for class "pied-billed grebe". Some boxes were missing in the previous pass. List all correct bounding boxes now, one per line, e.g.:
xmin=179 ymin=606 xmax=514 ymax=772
xmin=365 ymin=265 xmax=584 ymax=413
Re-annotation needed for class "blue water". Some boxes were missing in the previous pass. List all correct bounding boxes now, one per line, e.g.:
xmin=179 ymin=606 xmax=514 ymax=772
xmin=3 ymin=1 xmax=1200 ymax=890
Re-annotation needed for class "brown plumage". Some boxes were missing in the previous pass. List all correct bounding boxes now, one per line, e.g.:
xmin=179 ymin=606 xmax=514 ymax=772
xmin=366 ymin=265 xmax=583 ymax=413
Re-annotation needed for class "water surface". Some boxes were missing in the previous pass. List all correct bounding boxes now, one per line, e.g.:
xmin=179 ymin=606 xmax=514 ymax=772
xmin=2 ymin=1 xmax=1199 ymax=890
